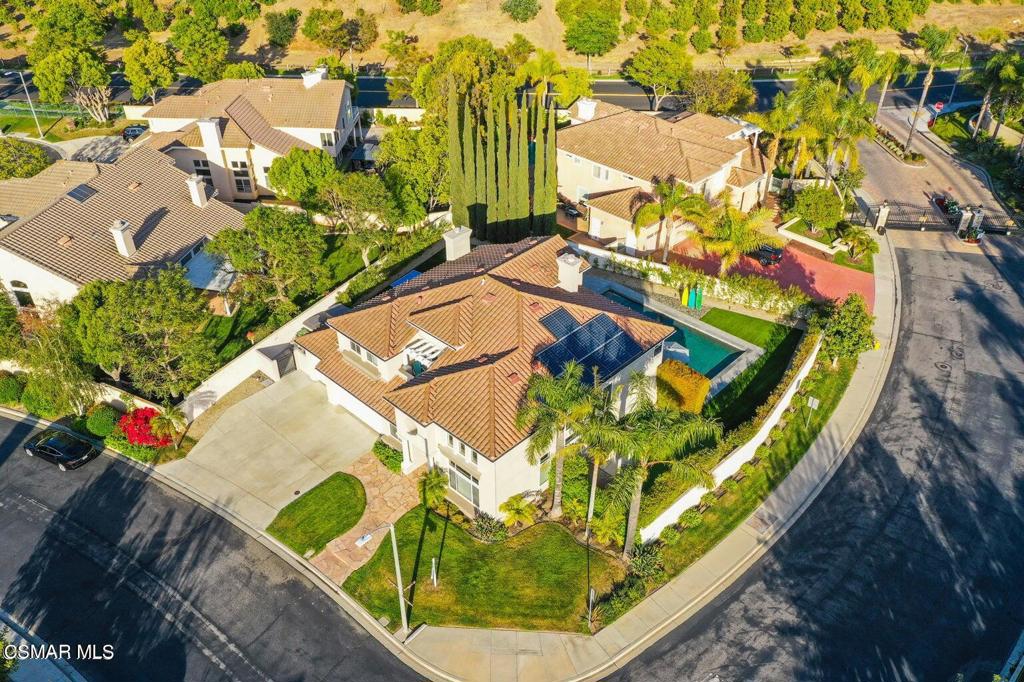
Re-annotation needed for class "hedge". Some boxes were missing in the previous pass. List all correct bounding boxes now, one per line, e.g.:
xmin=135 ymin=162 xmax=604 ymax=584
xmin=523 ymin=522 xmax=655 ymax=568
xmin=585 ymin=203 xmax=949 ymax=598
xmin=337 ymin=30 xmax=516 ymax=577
xmin=86 ymin=404 xmax=121 ymax=438
xmin=657 ymin=359 xmax=710 ymax=413
xmin=0 ymin=372 xmax=25 ymax=405
xmin=372 ymin=439 xmax=403 ymax=473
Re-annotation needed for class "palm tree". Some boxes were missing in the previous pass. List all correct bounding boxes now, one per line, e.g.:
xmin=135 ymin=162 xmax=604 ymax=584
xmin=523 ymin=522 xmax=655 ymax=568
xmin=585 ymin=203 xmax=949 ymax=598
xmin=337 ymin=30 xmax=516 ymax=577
xmin=692 ymin=198 xmax=781 ymax=274
xmin=822 ymin=95 xmax=876 ymax=183
xmin=150 ymin=404 xmax=186 ymax=449
xmin=870 ymin=51 xmax=916 ymax=123
xmin=618 ymin=373 xmax=721 ymax=558
xmin=517 ymin=49 xmax=562 ymax=105
xmin=516 ymin=360 xmax=594 ymax=519
xmin=745 ymin=92 xmax=797 ymax=201
xmin=499 ymin=494 xmax=537 ymax=528
xmin=839 ymin=224 xmax=879 ymax=262
xmin=421 ymin=467 xmax=448 ymax=509
xmin=968 ymin=51 xmax=1016 ymax=140
xmin=632 ymin=178 xmax=711 ymax=263
xmin=905 ymin=25 xmax=960 ymax=153
xmin=988 ymin=54 xmax=1024 ymax=142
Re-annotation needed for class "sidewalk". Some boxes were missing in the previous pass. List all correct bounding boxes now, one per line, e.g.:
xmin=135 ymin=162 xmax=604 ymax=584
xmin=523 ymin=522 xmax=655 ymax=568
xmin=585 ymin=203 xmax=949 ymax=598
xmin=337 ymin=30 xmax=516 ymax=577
xmin=404 ymin=231 xmax=901 ymax=680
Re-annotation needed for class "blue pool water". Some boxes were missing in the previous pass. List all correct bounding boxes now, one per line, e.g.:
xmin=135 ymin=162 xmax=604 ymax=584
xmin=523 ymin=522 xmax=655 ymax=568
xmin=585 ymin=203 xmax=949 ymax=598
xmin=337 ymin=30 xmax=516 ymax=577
xmin=602 ymin=290 xmax=742 ymax=378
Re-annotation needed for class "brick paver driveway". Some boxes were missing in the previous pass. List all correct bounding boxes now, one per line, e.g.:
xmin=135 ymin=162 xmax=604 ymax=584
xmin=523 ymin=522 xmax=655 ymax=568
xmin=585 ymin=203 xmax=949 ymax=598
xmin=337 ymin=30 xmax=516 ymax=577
xmin=670 ymin=238 xmax=876 ymax=310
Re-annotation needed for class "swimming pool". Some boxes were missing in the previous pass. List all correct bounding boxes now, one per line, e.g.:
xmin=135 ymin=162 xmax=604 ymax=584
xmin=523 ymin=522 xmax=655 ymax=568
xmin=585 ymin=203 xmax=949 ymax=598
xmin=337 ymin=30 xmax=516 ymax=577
xmin=602 ymin=290 xmax=743 ymax=378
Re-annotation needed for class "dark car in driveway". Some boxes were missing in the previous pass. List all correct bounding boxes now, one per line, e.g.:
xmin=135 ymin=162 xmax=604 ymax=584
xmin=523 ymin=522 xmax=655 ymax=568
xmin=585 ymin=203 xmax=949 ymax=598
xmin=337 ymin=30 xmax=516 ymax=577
xmin=24 ymin=429 xmax=99 ymax=471
xmin=121 ymin=125 xmax=148 ymax=142
xmin=750 ymin=244 xmax=784 ymax=266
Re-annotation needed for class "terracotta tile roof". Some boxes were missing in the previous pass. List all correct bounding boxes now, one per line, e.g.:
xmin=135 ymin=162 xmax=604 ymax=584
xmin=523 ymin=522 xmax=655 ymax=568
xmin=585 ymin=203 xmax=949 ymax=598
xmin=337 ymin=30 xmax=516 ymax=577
xmin=305 ymin=236 xmax=673 ymax=459
xmin=142 ymin=77 xmax=350 ymax=129
xmin=567 ymin=98 xmax=630 ymax=122
xmin=665 ymin=111 xmax=745 ymax=138
xmin=0 ymin=161 xmax=99 ymax=222
xmin=558 ymin=109 xmax=748 ymax=184
xmin=223 ymin=96 xmax=316 ymax=155
xmin=586 ymin=187 xmax=658 ymax=225
xmin=0 ymin=146 xmax=244 ymax=285
xmin=295 ymin=328 xmax=402 ymax=422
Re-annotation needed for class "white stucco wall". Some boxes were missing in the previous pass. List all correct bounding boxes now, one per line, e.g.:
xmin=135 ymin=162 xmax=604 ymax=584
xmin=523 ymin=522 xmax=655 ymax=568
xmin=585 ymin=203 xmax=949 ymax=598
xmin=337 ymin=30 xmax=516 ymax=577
xmin=0 ymin=249 xmax=81 ymax=305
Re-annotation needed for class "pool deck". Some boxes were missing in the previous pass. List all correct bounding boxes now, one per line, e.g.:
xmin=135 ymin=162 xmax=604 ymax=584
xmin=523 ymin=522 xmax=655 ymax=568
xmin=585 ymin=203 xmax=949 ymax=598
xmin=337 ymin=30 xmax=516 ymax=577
xmin=588 ymin=276 xmax=765 ymax=397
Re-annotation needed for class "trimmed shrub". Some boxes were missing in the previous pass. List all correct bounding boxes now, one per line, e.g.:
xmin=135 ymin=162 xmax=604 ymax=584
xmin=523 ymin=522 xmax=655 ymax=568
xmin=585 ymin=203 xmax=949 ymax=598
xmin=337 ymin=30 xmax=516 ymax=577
xmin=106 ymin=427 xmax=159 ymax=463
xmin=722 ymin=478 xmax=740 ymax=492
xmin=678 ymin=507 xmax=704 ymax=528
xmin=597 ymin=575 xmax=648 ymax=625
xmin=372 ymin=439 xmax=403 ymax=473
xmin=0 ymin=372 xmax=24 ymax=405
xmin=699 ymin=491 xmax=718 ymax=508
xmin=119 ymin=407 xmax=171 ymax=448
xmin=86 ymin=404 xmax=120 ymax=438
xmin=419 ymin=0 xmax=441 ymax=14
xmin=657 ymin=359 xmax=711 ymax=413
xmin=739 ymin=461 xmax=757 ymax=477
xmin=501 ymin=0 xmax=540 ymax=21
xmin=659 ymin=525 xmax=681 ymax=545
xmin=473 ymin=512 xmax=509 ymax=542
xmin=628 ymin=543 xmax=665 ymax=581
xmin=20 ymin=380 xmax=59 ymax=419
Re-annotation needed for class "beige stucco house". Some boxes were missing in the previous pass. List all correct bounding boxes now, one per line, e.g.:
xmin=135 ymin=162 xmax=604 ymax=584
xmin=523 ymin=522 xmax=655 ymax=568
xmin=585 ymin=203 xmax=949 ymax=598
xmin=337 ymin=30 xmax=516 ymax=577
xmin=0 ymin=146 xmax=244 ymax=311
xmin=136 ymin=68 xmax=360 ymax=202
xmin=294 ymin=229 xmax=673 ymax=518
xmin=558 ymin=99 xmax=769 ymax=255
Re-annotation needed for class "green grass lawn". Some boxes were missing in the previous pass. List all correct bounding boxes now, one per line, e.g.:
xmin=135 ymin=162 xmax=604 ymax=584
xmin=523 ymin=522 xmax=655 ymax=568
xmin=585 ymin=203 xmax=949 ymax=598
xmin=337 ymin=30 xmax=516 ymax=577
xmin=344 ymin=506 xmax=624 ymax=633
xmin=830 ymin=249 xmax=875 ymax=274
xmin=323 ymin=234 xmax=375 ymax=289
xmin=784 ymin=219 xmax=875 ymax=274
xmin=200 ymin=304 xmax=271 ymax=365
xmin=662 ymin=357 xmax=855 ymax=575
xmin=0 ymin=114 xmax=63 ymax=141
xmin=785 ymin=218 xmax=836 ymax=247
xmin=703 ymin=315 xmax=804 ymax=431
xmin=267 ymin=473 xmax=366 ymax=556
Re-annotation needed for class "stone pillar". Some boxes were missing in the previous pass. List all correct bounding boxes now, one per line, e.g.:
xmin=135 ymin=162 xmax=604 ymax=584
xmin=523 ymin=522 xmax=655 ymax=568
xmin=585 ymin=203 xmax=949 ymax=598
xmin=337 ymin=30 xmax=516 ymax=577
xmin=874 ymin=201 xmax=890 ymax=232
xmin=956 ymin=206 xmax=974 ymax=237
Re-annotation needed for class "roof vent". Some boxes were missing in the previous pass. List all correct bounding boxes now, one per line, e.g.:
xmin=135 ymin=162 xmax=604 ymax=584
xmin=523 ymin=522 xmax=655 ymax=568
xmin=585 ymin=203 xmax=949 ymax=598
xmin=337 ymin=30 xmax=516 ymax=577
xmin=481 ymin=292 xmax=496 ymax=304
xmin=504 ymin=247 xmax=514 ymax=257
xmin=474 ymin=266 xmax=485 ymax=274
xmin=528 ymin=301 xmax=542 ymax=313
xmin=127 ymin=181 xmax=142 ymax=192
xmin=507 ymin=372 xmax=521 ymax=384
xmin=56 ymin=234 xmax=74 ymax=247
xmin=477 ymin=355 xmax=488 ymax=364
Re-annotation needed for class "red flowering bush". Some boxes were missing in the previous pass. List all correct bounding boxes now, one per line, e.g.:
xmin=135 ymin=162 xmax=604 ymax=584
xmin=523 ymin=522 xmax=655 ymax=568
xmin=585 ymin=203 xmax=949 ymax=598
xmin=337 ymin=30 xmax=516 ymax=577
xmin=118 ymin=407 xmax=171 ymax=448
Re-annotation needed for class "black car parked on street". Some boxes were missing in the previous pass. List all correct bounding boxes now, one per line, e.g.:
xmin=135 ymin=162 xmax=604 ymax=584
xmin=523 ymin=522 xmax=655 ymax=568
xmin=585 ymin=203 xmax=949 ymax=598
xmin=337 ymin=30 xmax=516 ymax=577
xmin=750 ymin=244 xmax=784 ymax=266
xmin=24 ymin=429 xmax=99 ymax=471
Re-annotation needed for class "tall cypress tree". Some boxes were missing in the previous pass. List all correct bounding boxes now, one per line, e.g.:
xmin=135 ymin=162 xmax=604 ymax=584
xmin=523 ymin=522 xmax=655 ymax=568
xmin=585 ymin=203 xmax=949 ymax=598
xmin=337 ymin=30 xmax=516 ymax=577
xmin=474 ymin=117 xmax=486 ymax=238
xmin=447 ymin=88 xmax=467 ymax=228
xmin=461 ymin=99 xmax=478 ymax=234
xmin=543 ymin=103 xmax=558 ymax=234
xmin=496 ymin=98 xmax=510 ymax=242
xmin=485 ymin=98 xmax=498 ymax=241
xmin=516 ymin=98 xmax=530 ymax=238
xmin=533 ymin=97 xmax=546 ymax=236
xmin=507 ymin=98 xmax=520 ymax=240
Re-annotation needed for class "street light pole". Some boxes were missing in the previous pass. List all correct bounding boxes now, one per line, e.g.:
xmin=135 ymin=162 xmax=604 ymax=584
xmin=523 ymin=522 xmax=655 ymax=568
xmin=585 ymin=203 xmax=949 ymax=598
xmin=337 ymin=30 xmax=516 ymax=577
xmin=6 ymin=71 xmax=43 ymax=140
xmin=357 ymin=523 xmax=408 ymax=636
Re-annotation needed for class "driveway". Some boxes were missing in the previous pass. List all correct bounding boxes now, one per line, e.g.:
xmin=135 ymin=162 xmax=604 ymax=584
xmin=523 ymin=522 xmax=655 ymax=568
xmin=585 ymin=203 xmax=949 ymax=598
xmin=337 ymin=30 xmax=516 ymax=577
xmin=54 ymin=135 xmax=129 ymax=162
xmin=161 ymin=371 xmax=377 ymax=528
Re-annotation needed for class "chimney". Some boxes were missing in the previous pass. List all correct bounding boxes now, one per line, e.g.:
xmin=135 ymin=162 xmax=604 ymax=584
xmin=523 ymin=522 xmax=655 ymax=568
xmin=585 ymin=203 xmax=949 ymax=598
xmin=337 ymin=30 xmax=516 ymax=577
xmin=302 ymin=65 xmax=328 ymax=89
xmin=556 ymin=252 xmax=583 ymax=293
xmin=186 ymin=174 xmax=208 ymax=208
xmin=576 ymin=98 xmax=597 ymax=122
xmin=443 ymin=226 xmax=472 ymax=261
xmin=109 ymin=219 xmax=136 ymax=258
xmin=196 ymin=118 xmax=221 ymax=150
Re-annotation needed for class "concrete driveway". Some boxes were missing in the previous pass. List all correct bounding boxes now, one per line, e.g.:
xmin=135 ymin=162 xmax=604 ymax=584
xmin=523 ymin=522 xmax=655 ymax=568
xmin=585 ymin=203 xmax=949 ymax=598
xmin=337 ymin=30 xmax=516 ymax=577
xmin=161 ymin=372 xmax=377 ymax=528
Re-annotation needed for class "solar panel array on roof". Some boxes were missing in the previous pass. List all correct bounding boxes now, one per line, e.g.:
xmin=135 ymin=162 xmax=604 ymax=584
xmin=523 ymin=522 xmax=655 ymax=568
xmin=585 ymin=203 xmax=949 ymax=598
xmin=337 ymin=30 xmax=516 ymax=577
xmin=537 ymin=313 xmax=644 ymax=379
xmin=67 ymin=184 xmax=97 ymax=203
xmin=540 ymin=307 xmax=579 ymax=339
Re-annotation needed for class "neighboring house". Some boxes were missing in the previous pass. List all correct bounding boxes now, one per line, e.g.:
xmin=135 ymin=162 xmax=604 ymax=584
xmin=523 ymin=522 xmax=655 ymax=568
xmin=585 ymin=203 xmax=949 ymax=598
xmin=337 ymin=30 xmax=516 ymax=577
xmin=295 ymin=228 xmax=673 ymax=518
xmin=138 ymin=67 xmax=360 ymax=202
xmin=0 ymin=146 xmax=244 ymax=311
xmin=558 ymin=98 xmax=769 ymax=254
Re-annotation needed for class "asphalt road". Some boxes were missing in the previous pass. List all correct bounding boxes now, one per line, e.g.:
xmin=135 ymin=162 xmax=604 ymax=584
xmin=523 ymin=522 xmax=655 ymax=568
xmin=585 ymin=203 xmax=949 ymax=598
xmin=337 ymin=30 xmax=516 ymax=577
xmin=610 ymin=237 xmax=1024 ymax=682
xmin=353 ymin=69 xmax=978 ymax=113
xmin=0 ymin=417 xmax=419 ymax=682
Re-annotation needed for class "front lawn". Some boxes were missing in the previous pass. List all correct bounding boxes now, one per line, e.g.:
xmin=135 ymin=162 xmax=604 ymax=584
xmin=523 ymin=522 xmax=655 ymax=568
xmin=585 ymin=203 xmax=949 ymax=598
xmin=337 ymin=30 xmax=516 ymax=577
xmin=201 ymin=303 xmax=271 ymax=365
xmin=267 ymin=473 xmax=367 ymax=556
xmin=662 ymin=357 xmax=855 ymax=575
xmin=830 ymin=249 xmax=875 ymax=275
xmin=700 ymin=308 xmax=788 ymax=348
xmin=785 ymin=218 xmax=836 ymax=247
xmin=344 ymin=506 xmax=624 ymax=633
xmin=783 ymin=220 xmax=874 ymax=274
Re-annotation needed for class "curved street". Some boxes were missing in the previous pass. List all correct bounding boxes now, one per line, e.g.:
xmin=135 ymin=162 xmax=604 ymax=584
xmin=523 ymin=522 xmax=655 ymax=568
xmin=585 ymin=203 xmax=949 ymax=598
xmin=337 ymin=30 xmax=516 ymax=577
xmin=0 ymin=417 xmax=419 ymax=682
xmin=611 ymin=235 xmax=1024 ymax=681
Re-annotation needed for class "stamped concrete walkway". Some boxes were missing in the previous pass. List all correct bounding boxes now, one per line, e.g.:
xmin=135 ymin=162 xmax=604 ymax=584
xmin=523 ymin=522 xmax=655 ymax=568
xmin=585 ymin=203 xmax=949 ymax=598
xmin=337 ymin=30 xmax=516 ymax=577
xmin=404 ymin=226 xmax=898 ymax=681
xmin=312 ymin=455 xmax=422 ymax=584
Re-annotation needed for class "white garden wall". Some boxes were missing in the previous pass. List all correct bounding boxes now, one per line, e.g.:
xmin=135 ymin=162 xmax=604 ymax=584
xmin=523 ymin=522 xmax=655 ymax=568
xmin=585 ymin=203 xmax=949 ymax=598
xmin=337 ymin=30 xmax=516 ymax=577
xmin=639 ymin=337 xmax=821 ymax=542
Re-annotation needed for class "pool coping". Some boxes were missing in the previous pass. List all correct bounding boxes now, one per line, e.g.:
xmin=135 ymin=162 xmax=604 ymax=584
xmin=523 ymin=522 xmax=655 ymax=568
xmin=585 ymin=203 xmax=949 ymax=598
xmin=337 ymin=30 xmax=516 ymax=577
xmin=587 ymin=278 xmax=765 ymax=397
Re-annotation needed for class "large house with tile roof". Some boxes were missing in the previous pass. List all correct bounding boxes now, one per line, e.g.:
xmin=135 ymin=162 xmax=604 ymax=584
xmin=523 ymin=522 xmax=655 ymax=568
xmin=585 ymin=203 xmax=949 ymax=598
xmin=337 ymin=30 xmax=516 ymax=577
xmin=136 ymin=67 xmax=359 ymax=202
xmin=295 ymin=228 xmax=674 ymax=517
xmin=558 ymin=99 xmax=769 ymax=255
xmin=0 ymin=146 xmax=244 ymax=310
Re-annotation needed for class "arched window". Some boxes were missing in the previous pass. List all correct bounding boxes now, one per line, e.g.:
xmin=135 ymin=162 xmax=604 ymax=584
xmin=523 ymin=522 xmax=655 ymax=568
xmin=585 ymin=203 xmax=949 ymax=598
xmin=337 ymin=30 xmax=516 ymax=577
xmin=8 ymin=280 xmax=34 ymax=308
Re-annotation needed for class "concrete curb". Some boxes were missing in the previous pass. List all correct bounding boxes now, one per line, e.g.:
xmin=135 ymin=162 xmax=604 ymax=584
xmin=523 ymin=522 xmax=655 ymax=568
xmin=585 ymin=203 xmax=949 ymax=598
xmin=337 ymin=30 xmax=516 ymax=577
xmin=0 ymin=608 xmax=87 ymax=682
xmin=567 ymin=230 xmax=903 ymax=681
xmin=0 ymin=407 xmax=460 ymax=682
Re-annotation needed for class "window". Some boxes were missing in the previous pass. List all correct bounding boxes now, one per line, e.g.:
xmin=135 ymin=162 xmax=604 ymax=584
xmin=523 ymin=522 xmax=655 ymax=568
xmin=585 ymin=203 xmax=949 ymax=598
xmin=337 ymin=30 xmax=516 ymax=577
xmin=349 ymin=339 xmax=360 ymax=353
xmin=320 ymin=131 xmax=338 ymax=147
xmin=389 ymin=423 xmax=399 ymax=439
xmin=235 ymin=178 xmax=252 ymax=193
xmin=193 ymin=159 xmax=211 ymax=177
xmin=230 ymin=160 xmax=249 ymax=171
xmin=446 ymin=433 xmax=480 ymax=464
xmin=448 ymin=463 xmax=480 ymax=508
xmin=8 ymin=280 xmax=33 ymax=308
xmin=622 ymin=173 xmax=634 ymax=181
xmin=592 ymin=164 xmax=609 ymax=180
xmin=572 ymin=155 xmax=581 ymax=165
xmin=262 ymin=167 xmax=271 ymax=178
xmin=231 ymin=161 xmax=252 ymax=193
xmin=365 ymin=352 xmax=379 ymax=367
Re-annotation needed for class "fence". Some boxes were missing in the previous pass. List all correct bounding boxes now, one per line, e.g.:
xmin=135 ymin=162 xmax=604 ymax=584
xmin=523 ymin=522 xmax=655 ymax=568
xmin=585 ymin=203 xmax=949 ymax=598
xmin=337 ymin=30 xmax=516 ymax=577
xmin=0 ymin=101 xmax=84 ymax=119
xmin=639 ymin=337 xmax=822 ymax=541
